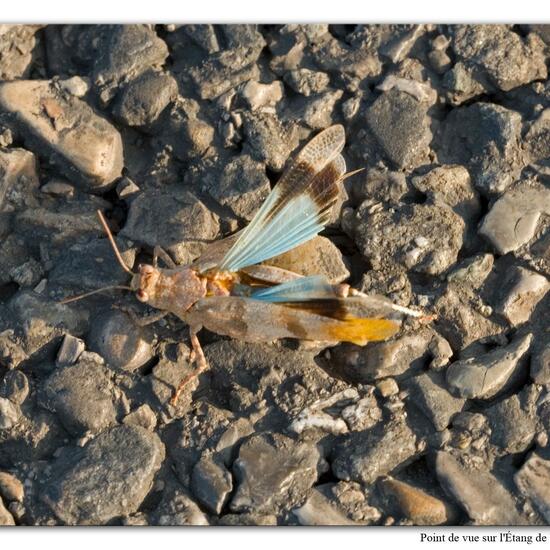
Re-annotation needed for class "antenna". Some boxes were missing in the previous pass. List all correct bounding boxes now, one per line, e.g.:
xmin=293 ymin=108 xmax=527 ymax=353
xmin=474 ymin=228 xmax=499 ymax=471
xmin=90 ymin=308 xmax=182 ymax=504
xmin=59 ymin=285 xmax=133 ymax=305
xmin=96 ymin=210 xmax=134 ymax=274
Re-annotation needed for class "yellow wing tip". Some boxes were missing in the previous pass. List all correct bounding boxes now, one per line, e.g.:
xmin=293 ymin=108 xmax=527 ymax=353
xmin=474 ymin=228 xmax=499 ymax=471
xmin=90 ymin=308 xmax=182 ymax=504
xmin=328 ymin=317 xmax=400 ymax=346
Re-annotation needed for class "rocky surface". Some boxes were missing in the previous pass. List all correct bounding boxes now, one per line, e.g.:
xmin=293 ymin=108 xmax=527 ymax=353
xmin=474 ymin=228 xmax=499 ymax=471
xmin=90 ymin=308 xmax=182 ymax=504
xmin=0 ymin=23 xmax=549 ymax=526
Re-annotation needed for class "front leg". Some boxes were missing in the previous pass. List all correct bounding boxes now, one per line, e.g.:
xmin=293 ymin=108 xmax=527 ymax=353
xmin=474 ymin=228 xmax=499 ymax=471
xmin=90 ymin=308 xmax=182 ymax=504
xmin=153 ymin=246 xmax=177 ymax=269
xmin=170 ymin=325 xmax=209 ymax=405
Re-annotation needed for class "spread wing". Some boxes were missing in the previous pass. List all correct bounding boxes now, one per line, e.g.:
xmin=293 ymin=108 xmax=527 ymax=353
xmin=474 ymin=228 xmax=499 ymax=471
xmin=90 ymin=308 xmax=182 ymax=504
xmin=216 ymin=125 xmax=346 ymax=273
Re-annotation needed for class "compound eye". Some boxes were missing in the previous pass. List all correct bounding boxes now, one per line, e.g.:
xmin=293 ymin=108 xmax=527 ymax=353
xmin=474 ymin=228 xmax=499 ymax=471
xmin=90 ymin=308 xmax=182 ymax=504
xmin=136 ymin=289 xmax=149 ymax=302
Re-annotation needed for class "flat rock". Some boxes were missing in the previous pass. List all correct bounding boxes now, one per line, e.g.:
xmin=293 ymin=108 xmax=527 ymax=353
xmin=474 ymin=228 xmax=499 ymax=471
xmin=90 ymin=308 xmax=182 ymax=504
xmin=485 ymin=390 xmax=537 ymax=453
xmin=56 ymin=334 xmax=85 ymax=367
xmin=435 ymin=451 xmax=523 ymax=525
xmin=451 ymin=25 xmax=547 ymax=92
xmin=378 ymin=476 xmax=451 ymax=525
xmin=265 ymin=235 xmax=349 ymax=284
xmin=531 ymin=341 xmax=550 ymax=384
xmin=121 ymin=188 xmax=219 ymax=265
xmin=0 ymin=496 xmax=14 ymax=525
xmin=479 ymin=181 xmax=550 ymax=254
xmin=0 ymin=370 xmax=29 ymax=405
xmin=365 ymin=89 xmax=431 ymax=169
xmin=88 ymin=309 xmax=153 ymax=372
xmin=331 ymin=417 xmax=419 ymax=484
xmin=191 ymin=454 xmax=233 ymax=514
xmin=0 ymin=397 xmax=21 ymax=429
xmin=0 ymin=147 xmax=39 ymax=213
xmin=284 ymin=68 xmax=330 ymax=96
xmin=42 ymin=425 xmax=165 ymax=525
xmin=352 ymin=201 xmax=464 ymax=276
xmin=515 ymin=452 xmax=550 ymax=523
xmin=242 ymin=112 xmax=299 ymax=172
xmin=437 ymin=102 xmax=522 ymax=196
xmin=122 ymin=404 xmax=157 ymax=432
xmin=411 ymin=165 xmax=481 ymax=232
xmin=241 ymin=80 xmax=284 ymax=111
xmin=93 ymin=25 xmax=169 ymax=101
xmin=0 ymin=80 xmax=123 ymax=191
xmin=446 ymin=333 xmax=532 ymax=399
xmin=0 ymin=471 xmax=24 ymax=502
xmin=0 ymin=25 xmax=41 ymax=80
xmin=113 ymin=69 xmax=177 ymax=128
xmin=39 ymin=359 xmax=118 ymax=436
xmin=152 ymin=488 xmax=209 ymax=526
xmin=207 ymin=154 xmax=271 ymax=222
xmin=332 ymin=328 xmax=444 ymax=383
xmin=493 ymin=266 xmax=549 ymax=326
xmin=407 ymin=370 xmax=465 ymax=431
xmin=292 ymin=486 xmax=358 ymax=525
xmin=231 ymin=432 xmax=321 ymax=514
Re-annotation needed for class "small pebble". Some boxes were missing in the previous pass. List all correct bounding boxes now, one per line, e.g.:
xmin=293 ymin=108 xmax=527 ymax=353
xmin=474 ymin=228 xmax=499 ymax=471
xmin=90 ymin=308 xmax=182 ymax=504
xmin=376 ymin=378 xmax=399 ymax=397
xmin=0 ymin=472 xmax=24 ymax=502
xmin=56 ymin=333 xmax=86 ymax=367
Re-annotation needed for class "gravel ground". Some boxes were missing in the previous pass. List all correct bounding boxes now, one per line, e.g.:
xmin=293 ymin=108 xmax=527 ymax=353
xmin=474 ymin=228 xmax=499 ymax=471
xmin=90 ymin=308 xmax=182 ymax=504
xmin=0 ymin=23 xmax=549 ymax=526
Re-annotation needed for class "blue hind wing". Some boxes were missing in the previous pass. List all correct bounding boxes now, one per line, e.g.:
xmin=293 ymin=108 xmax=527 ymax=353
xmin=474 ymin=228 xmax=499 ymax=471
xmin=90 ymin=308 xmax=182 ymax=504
xmin=251 ymin=275 xmax=337 ymax=302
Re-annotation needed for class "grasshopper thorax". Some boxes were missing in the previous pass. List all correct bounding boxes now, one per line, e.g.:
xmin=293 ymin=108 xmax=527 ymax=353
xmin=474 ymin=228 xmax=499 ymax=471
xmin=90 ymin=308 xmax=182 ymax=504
xmin=131 ymin=264 xmax=206 ymax=314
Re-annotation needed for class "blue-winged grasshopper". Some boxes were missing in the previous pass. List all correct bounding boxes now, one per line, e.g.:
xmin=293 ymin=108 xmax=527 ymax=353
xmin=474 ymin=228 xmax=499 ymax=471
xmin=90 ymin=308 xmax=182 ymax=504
xmin=63 ymin=125 xmax=424 ymax=404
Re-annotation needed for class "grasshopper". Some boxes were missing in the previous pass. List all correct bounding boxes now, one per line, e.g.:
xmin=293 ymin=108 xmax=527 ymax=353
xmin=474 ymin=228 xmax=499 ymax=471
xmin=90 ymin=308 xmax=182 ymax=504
xmin=64 ymin=125 xmax=423 ymax=404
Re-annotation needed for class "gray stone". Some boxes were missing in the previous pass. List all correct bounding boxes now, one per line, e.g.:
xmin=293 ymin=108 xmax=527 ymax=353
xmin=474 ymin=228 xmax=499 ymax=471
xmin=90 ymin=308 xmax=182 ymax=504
xmin=0 ymin=25 xmax=40 ymax=80
xmin=215 ymin=418 xmax=255 ymax=467
xmin=531 ymin=341 xmax=550 ymax=384
xmin=293 ymin=89 xmax=343 ymax=130
xmin=451 ymin=25 xmax=547 ymax=92
xmin=284 ymin=68 xmax=330 ymax=96
xmin=39 ymin=359 xmax=118 ymax=436
xmin=352 ymin=201 xmax=464 ymax=276
xmin=0 ymin=80 xmax=123 ymax=191
xmin=241 ymin=80 xmax=284 ymax=111
xmin=122 ymin=404 xmax=157 ymax=432
xmin=242 ymin=112 xmax=300 ymax=172
xmin=0 ymin=398 xmax=21 ymax=430
xmin=331 ymin=417 xmax=419 ymax=484
xmin=121 ymin=188 xmax=219 ymax=264
xmin=411 ymin=165 xmax=481 ymax=228
xmin=352 ymin=169 xmax=408 ymax=205
xmin=152 ymin=489 xmax=209 ymax=526
xmin=208 ymin=154 xmax=271 ymax=222
xmin=433 ymin=287 xmax=503 ymax=351
xmin=56 ymin=334 xmax=85 ymax=367
xmin=218 ymin=512 xmax=277 ymax=526
xmin=485 ymin=391 xmax=537 ymax=453
xmin=0 ymin=147 xmax=39 ymax=213
xmin=332 ymin=328 xmax=441 ymax=383
xmin=264 ymin=235 xmax=350 ymax=284
xmin=479 ymin=181 xmax=550 ymax=254
xmin=443 ymin=62 xmax=489 ymax=106
xmin=428 ymin=49 xmax=452 ymax=74
xmin=42 ymin=425 xmax=165 ymax=525
xmin=407 ymin=370 xmax=465 ymax=431
xmin=493 ymin=266 xmax=549 ymax=326
xmin=113 ymin=70 xmax=177 ymax=127
xmin=158 ymin=100 xmax=215 ymax=162
xmin=446 ymin=333 xmax=532 ymax=399
xmin=437 ymin=102 xmax=522 ymax=196
xmin=0 ymin=370 xmax=29 ymax=405
xmin=515 ymin=452 xmax=550 ymax=523
xmin=88 ymin=310 xmax=153 ymax=372
xmin=378 ymin=476 xmax=452 ymax=525
xmin=365 ymin=89 xmax=431 ymax=169
xmin=231 ymin=432 xmax=321 ymax=514
xmin=293 ymin=487 xmax=358 ymax=525
xmin=182 ymin=24 xmax=220 ymax=53
xmin=191 ymin=454 xmax=233 ymax=514
xmin=59 ymin=76 xmax=89 ymax=98
xmin=0 ymin=471 xmax=23 ymax=503
xmin=186 ymin=26 xmax=264 ymax=100
xmin=524 ymin=108 xmax=550 ymax=164
xmin=0 ymin=496 xmax=14 ymax=525
xmin=0 ymin=235 xmax=29 ymax=286
xmin=9 ymin=258 xmax=43 ymax=288
xmin=447 ymin=254 xmax=494 ymax=288
xmin=435 ymin=451 xmax=523 ymax=525
xmin=93 ymin=25 xmax=169 ymax=101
